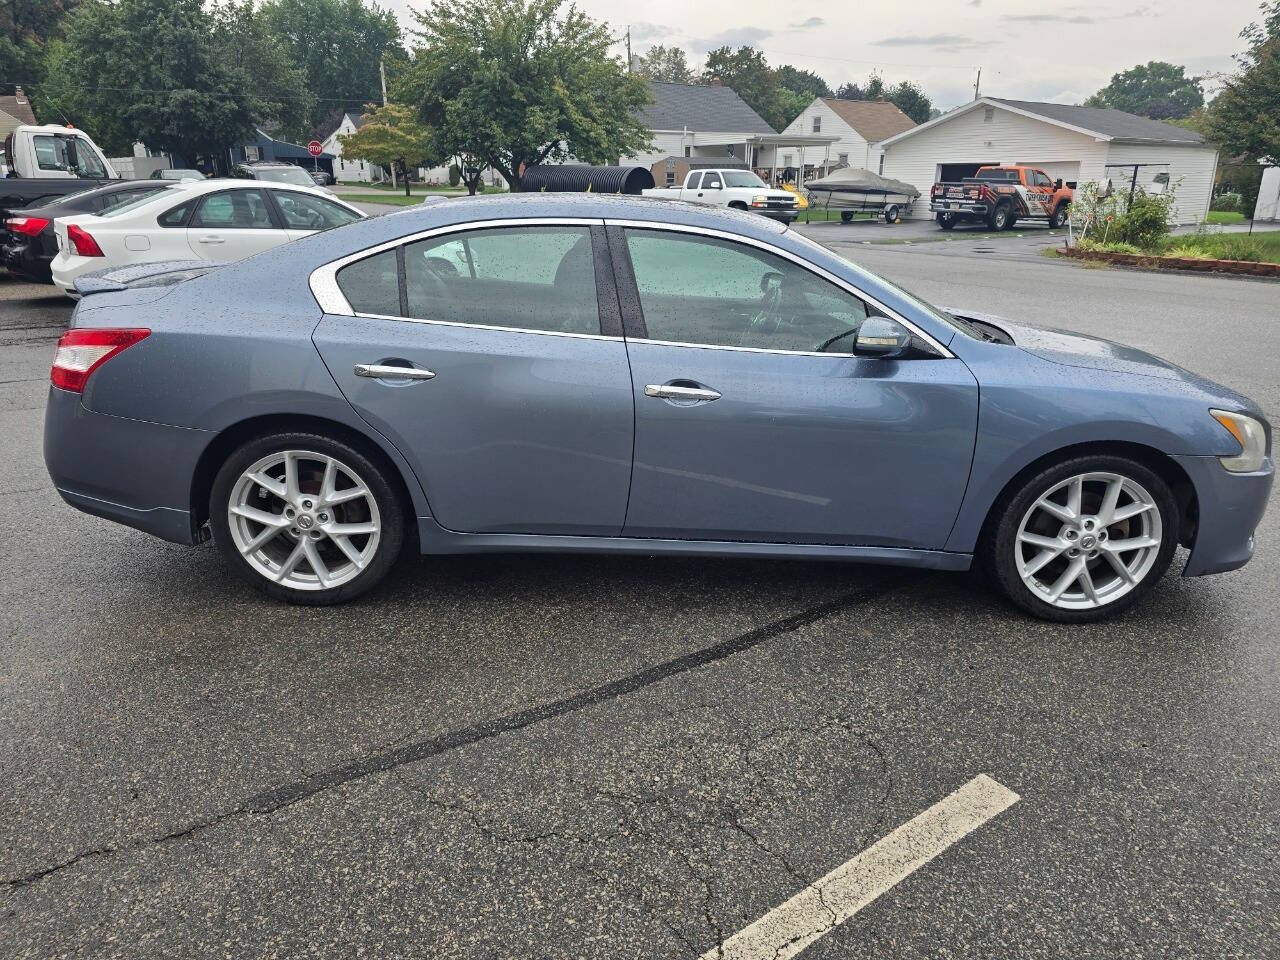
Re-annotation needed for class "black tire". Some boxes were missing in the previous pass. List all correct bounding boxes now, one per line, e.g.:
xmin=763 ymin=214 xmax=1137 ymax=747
xmin=883 ymin=204 xmax=899 ymax=223
xmin=209 ymin=431 xmax=405 ymax=605
xmin=980 ymin=454 xmax=1179 ymax=623
xmin=841 ymin=211 xmax=854 ymax=223
xmin=1049 ymin=203 xmax=1069 ymax=229
xmin=987 ymin=202 xmax=1011 ymax=231
xmin=937 ymin=212 xmax=956 ymax=230
xmin=1006 ymin=216 xmax=1018 ymax=230
xmin=728 ymin=201 xmax=748 ymax=211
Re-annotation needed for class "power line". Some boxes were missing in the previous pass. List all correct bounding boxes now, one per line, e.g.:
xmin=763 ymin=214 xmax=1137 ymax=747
xmin=2 ymin=79 xmax=383 ymax=104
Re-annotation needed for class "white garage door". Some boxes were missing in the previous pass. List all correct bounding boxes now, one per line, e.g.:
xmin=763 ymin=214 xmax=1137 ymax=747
xmin=1017 ymin=160 xmax=1081 ymax=186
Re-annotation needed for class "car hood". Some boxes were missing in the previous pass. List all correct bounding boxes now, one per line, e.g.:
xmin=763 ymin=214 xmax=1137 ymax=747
xmin=948 ymin=308 xmax=1184 ymax=380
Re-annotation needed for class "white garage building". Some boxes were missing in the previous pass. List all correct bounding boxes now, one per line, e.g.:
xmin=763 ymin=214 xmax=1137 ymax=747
xmin=879 ymin=97 xmax=1219 ymax=225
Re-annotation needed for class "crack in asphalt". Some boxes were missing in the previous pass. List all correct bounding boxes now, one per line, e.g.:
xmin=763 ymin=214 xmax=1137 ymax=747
xmin=5 ymin=578 xmax=902 ymax=890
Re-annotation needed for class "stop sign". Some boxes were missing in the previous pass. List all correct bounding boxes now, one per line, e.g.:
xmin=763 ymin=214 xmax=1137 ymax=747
xmin=307 ymin=140 xmax=323 ymax=157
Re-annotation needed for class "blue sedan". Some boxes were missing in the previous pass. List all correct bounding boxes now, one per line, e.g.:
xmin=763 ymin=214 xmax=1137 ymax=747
xmin=43 ymin=195 xmax=1272 ymax=621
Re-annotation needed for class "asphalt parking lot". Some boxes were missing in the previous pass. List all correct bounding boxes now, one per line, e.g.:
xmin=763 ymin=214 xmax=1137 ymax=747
xmin=3 ymin=238 xmax=1278 ymax=958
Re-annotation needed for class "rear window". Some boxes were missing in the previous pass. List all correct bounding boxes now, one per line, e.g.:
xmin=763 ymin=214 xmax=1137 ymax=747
xmin=974 ymin=169 xmax=1020 ymax=182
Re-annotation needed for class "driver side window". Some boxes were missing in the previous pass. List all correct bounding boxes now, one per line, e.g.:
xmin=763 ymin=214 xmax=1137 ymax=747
xmin=623 ymin=229 xmax=868 ymax=353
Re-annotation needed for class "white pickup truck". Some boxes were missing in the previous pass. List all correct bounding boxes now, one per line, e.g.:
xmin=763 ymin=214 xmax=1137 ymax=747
xmin=642 ymin=168 xmax=799 ymax=222
xmin=1 ymin=125 xmax=120 ymax=213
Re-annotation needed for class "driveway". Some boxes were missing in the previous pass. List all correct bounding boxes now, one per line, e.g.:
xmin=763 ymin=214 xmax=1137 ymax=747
xmin=2 ymin=238 xmax=1278 ymax=958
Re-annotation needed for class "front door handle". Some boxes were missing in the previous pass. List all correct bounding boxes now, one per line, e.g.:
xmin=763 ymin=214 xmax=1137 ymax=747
xmin=196 ymin=236 xmax=225 ymax=244
xmin=644 ymin=383 xmax=720 ymax=401
xmin=354 ymin=363 xmax=436 ymax=381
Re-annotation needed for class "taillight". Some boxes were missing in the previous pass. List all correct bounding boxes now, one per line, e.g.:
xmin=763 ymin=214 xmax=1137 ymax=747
xmin=6 ymin=216 xmax=50 ymax=236
xmin=67 ymin=223 xmax=104 ymax=257
xmin=50 ymin=328 xmax=150 ymax=392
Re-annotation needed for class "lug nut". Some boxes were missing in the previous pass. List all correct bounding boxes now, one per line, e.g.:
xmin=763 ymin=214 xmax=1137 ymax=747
xmin=1099 ymin=530 xmax=1108 ymax=540
xmin=1068 ymin=547 xmax=1079 ymax=557
xmin=1065 ymin=530 xmax=1077 ymax=540
xmin=290 ymin=527 xmax=299 ymax=536
xmin=285 ymin=507 xmax=295 ymax=518
xmin=318 ymin=513 xmax=329 ymax=522
xmin=302 ymin=499 xmax=313 ymax=509
xmin=309 ymin=530 xmax=322 ymax=539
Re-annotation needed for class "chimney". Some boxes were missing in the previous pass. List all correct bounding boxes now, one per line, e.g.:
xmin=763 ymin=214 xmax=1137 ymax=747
xmin=709 ymin=77 xmax=722 ymax=87
xmin=14 ymin=86 xmax=27 ymax=105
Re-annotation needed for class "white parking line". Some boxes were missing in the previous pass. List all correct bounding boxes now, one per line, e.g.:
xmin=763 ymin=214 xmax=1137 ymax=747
xmin=703 ymin=774 xmax=1020 ymax=960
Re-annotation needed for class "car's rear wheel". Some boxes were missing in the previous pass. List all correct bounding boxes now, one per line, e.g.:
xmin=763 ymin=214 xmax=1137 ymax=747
xmin=210 ymin=432 xmax=404 ymax=604
xmin=988 ymin=203 xmax=1011 ymax=231
xmin=983 ymin=455 xmax=1178 ymax=622
xmin=883 ymin=204 xmax=900 ymax=223
xmin=936 ymin=212 xmax=956 ymax=230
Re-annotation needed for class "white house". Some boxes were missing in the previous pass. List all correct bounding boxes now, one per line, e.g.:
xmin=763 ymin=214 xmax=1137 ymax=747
xmin=320 ymin=112 xmax=378 ymax=183
xmin=779 ymin=97 xmax=916 ymax=174
xmin=621 ymin=80 xmax=778 ymax=169
xmin=879 ymin=97 xmax=1220 ymax=224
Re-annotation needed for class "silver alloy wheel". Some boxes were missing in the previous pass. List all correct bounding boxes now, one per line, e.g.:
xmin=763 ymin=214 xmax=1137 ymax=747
xmin=1015 ymin=471 xmax=1162 ymax=610
xmin=227 ymin=449 xmax=381 ymax=591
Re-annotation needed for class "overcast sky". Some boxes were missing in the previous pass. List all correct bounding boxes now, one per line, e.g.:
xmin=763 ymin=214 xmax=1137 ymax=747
xmin=382 ymin=0 xmax=1261 ymax=112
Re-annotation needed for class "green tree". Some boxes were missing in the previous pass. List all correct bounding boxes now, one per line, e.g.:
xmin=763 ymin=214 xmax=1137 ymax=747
xmin=0 ymin=0 xmax=83 ymax=118
xmin=886 ymin=80 xmax=931 ymax=125
xmin=259 ymin=0 xmax=402 ymax=132
xmin=338 ymin=101 xmax=440 ymax=191
xmin=1083 ymin=61 xmax=1203 ymax=119
xmin=701 ymin=46 xmax=783 ymax=130
xmin=835 ymin=75 xmax=885 ymax=101
xmin=211 ymin=1 xmax=313 ymax=142
xmin=1207 ymin=1 xmax=1280 ymax=206
xmin=776 ymin=64 xmax=830 ymax=100
xmin=633 ymin=44 xmax=693 ymax=83
xmin=397 ymin=0 xmax=651 ymax=190
xmin=37 ymin=0 xmax=293 ymax=163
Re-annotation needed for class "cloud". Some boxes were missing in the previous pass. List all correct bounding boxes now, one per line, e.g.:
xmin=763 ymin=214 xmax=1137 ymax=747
xmin=871 ymin=33 xmax=997 ymax=50
xmin=1003 ymin=13 xmax=1095 ymax=22
xmin=789 ymin=16 xmax=824 ymax=29
xmin=968 ymin=0 xmax=982 ymax=5
xmin=692 ymin=27 xmax=773 ymax=51
xmin=629 ymin=22 xmax=671 ymax=43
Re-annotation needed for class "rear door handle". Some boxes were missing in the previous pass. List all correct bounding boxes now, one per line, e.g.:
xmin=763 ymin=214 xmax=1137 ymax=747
xmin=644 ymin=383 xmax=720 ymax=401
xmin=354 ymin=363 xmax=436 ymax=381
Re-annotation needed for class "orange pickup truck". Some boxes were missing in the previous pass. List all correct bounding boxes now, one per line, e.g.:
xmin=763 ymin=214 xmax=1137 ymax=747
xmin=930 ymin=165 xmax=1072 ymax=231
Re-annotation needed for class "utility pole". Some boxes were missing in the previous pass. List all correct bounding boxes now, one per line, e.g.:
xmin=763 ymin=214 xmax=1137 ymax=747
xmin=625 ymin=26 xmax=632 ymax=72
xmin=379 ymin=58 xmax=397 ymax=189
xmin=973 ymin=67 xmax=981 ymax=101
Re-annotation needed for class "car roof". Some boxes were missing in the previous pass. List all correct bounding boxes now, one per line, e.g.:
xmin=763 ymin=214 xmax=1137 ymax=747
xmin=15 ymin=180 xmax=179 ymax=216
xmin=57 ymin=177 xmax=362 ymax=225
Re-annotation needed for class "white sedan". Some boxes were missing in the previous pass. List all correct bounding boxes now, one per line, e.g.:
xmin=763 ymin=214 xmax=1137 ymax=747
xmin=50 ymin=179 xmax=365 ymax=296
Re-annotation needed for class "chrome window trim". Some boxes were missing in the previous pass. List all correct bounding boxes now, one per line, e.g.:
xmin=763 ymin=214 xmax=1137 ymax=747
xmin=604 ymin=218 xmax=956 ymax=359
xmin=309 ymin=217 xmax=605 ymax=317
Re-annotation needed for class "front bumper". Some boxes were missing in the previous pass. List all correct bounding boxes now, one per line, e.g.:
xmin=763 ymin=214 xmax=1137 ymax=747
xmin=756 ymin=207 xmax=799 ymax=223
xmin=931 ymin=201 xmax=989 ymax=217
xmin=1174 ymin=454 xmax=1274 ymax=576
xmin=44 ymin=386 xmax=211 ymax=545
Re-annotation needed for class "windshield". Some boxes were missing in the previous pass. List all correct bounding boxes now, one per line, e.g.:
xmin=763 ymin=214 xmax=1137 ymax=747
xmin=96 ymin=185 xmax=181 ymax=218
xmin=252 ymin=167 xmax=316 ymax=186
xmin=32 ymin=134 xmax=109 ymax=178
xmin=722 ymin=171 xmax=767 ymax=188
xmin=786 ymin=231 xmax=981 ymax=341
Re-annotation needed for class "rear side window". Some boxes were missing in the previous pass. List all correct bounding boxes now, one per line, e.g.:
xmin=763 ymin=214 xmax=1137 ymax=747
xmin=191 ymin=190 xmax=274 ymax=229
xmin=337 ymin=249 xmax=400 ymax=316
xmin=158 ymin=200 xmax=194 ymax=227
xmin=402 ymin=226 xmax=599 ymax=335
xmin=686 ymin=172 xmax=702 ymax=190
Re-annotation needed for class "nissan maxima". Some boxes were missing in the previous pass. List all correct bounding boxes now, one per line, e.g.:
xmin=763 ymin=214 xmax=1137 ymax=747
xmin=43 ymin=195 xmax=1272 ymax=621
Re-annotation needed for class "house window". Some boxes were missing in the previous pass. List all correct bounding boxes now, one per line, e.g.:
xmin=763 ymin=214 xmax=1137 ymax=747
xmin=666 ymin=170 xmax=675 ymax=185
xmin=878 ymin=155 xmax=885 ymax=174
xmin=983 ymin=107 xmax=994 ymax=123
xmin=783 ymin=153 xmax=793 ymax=167
xmin=812 ymin=116 xmax=821 ymax=133
xmin=244 ymin=145 xmax=261 ymax=161
xmin=837 ymin=152 xmax=848 ymax=165
xmin=684 ymin=145 xmax=691 ymax=157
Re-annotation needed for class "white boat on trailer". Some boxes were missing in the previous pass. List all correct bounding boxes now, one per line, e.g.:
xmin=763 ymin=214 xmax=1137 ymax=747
xmin=804 ymin=167 xmax=920 ymax=224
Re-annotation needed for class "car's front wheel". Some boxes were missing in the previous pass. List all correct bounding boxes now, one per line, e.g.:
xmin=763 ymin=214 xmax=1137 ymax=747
xmin=983 ymin=455 xmax=1178 ymax=622
xmin=210 ymin=432 xmax=405 ymax=604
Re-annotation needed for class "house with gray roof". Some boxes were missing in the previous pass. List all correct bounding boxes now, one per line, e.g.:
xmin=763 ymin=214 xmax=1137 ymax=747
xmin=622 ymin=80 xmax=776 ymax=172
xmin=878 ymin=96 xmax=1219 ymax=224
xmin=0 ymin=86 xmax=38 ymax=141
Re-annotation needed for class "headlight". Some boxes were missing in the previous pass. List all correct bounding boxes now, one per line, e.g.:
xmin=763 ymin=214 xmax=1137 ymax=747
xmin=1210 ymin=409 xmax=1268 ymax=472
xmin=752 ymin=195 xmax=766 ymax=203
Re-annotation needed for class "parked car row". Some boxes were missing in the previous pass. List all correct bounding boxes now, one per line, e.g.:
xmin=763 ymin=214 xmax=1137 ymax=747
xmin=3 ymin=177 xmax=364 ymax=293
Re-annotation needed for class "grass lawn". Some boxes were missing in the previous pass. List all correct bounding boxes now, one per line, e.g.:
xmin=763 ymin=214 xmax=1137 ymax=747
xmin=335 ymin=193 xmax=428 ymax=207
xmin=1205 ymin=211 xmax=1247 ymax=225
xmin=339 ymin=181 xmax=507 ymax=194
xmin=1167 ymin=230 xmax=1280 ymax=263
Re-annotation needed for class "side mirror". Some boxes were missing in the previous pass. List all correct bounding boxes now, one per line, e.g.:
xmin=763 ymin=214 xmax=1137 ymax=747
xmin=854 ymin=317 xmax=911 ymax=358
xmin=1054 ymin=178 xmax=1063 ymax=190
xmin=707 ymin=181 xmax=722 ymax=190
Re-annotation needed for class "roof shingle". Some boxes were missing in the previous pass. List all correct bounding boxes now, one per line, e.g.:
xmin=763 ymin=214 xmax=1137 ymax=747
xmin=820 ymin=98 xmax=916 ymax=143
xmin=641 ymin=81 xmax=776 ymax=135
xmin=0 ymin=87 xmax=37 ymax=126
xmin=988 ymin=98 xmax=1205 ymax=144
